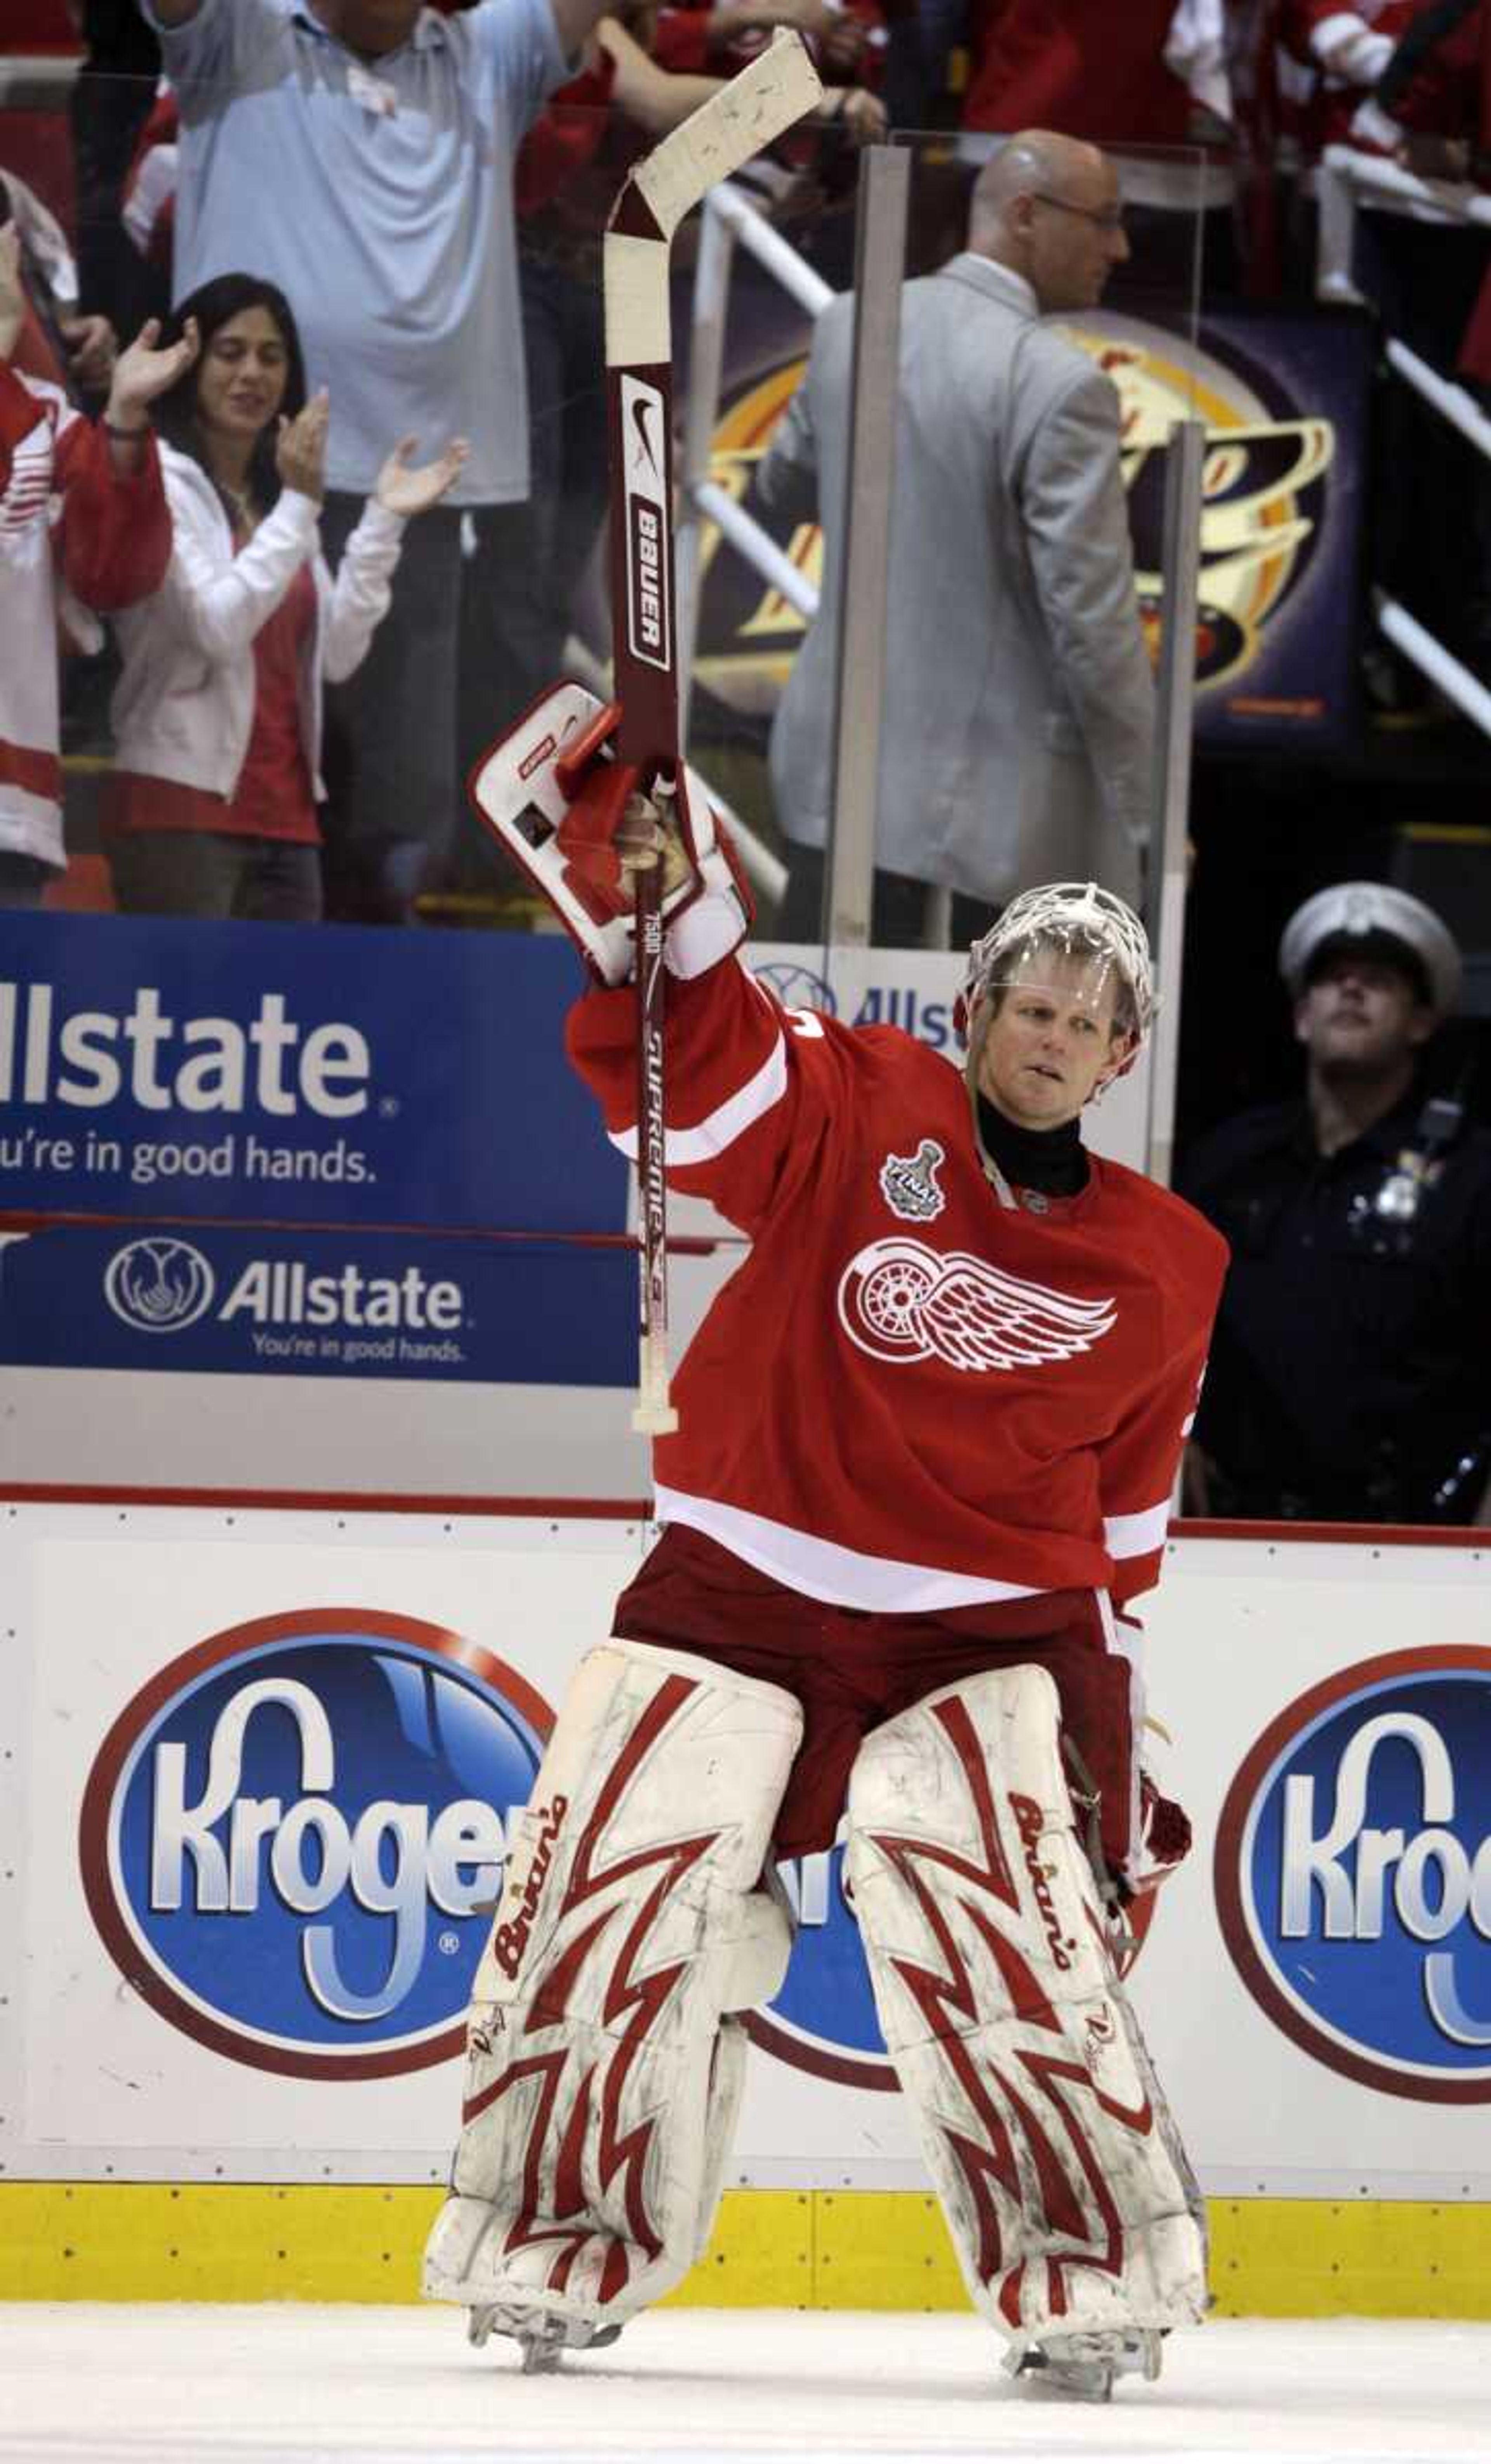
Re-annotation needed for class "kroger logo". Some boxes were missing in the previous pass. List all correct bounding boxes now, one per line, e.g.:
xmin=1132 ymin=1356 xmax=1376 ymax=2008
xmin=1215 ymin=1647 xmax=1491 ymax=2103
xmin=79 ymin=1610 xmax=551 ymax=2079
xmin=104 ymin=1236 xmax=216 ymax=1333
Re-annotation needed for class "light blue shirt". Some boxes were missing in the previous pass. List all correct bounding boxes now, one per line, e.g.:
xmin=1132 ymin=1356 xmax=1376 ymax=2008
xmin=145 ymin=0 xmax=569 ymax=503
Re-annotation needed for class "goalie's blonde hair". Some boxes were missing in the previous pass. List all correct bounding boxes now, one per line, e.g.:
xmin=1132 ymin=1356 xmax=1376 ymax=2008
xmin=962 ymin=880 xmax=1157 ymax=1046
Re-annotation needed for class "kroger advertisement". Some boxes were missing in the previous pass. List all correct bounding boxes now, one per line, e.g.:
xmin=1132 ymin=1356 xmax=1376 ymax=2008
xmin=3 ymin=1506 xmax=1486 ymax=2192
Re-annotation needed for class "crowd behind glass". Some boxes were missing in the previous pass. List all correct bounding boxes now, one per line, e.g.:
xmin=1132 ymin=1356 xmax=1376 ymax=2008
xmin=3 ymin=0 xmax=1489 ymax=1525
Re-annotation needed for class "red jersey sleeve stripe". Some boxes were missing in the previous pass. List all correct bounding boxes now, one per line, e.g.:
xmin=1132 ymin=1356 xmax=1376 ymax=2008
xmin=609 ymin=1031 xmax=788 ymax=1164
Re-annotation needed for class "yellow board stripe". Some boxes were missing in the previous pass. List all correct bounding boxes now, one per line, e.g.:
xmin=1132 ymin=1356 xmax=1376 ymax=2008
xmin=2 ymin=2186 xmax=1488 ymax=2318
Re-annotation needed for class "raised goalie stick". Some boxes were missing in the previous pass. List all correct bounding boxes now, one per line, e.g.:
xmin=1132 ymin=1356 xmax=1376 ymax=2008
xmin=468 ymin=35 xmax=822 ymax=1434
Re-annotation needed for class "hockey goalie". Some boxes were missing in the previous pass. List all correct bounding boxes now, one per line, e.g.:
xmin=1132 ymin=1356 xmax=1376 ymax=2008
xmin=423 ymin=766 xmax=1229 ymax=2396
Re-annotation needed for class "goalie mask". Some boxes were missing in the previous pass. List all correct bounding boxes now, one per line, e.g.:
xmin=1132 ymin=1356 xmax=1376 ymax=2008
xmin=958 ymin=882 xmax=1155 ymax=1128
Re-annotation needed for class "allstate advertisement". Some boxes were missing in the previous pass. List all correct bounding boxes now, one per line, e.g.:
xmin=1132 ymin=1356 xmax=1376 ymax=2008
xmin=4 ymin=1506 xmax=1487 ymax=2190
xmin=0 ymin=914 xmax=612 ymax=1229
xmin=0 ymin=912 xmax=637 ymax=1385
xmin=0 ymin=1225 xmax=637 ymax=1385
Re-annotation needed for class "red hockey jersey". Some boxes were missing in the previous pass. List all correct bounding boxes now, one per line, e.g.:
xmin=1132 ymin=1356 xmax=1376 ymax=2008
xmin=568 ymin=956 xmax=1227 ymax=1614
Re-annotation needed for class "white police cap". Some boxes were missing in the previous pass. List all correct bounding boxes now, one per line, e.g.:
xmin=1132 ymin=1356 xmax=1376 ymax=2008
xmin=1278 ymin=882 xmax=1461 ymax=1017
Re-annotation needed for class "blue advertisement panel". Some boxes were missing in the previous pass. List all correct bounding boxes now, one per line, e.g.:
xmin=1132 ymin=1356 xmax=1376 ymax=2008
xmin=0 ymin=913 xmax=624 ymax=1233
xmin=0 ymin=1224 xmax=638 ymax=1386
xmin=0 ymin=914 xmax=636 ymax=1384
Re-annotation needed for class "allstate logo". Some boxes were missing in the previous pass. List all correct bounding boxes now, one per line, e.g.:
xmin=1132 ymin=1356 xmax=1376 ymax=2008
xmin=79 ymin=1609 xmax=552 ymax=2080
xmin=1215 ymin=1647 xmax=1491 ymax=2103
xmin=752 ymin=961 xmax=837 ymax=1018
xmin=104 ymin=1236 xmax=215 ymax=1333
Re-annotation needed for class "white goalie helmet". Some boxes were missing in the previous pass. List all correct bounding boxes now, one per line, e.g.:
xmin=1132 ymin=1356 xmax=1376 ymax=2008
xmin=961 ymin=880 xmax=1157 ymax=1048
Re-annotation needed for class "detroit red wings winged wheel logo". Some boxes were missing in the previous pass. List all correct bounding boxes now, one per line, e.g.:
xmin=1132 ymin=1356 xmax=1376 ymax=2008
xmin=837 ymin=1239 xmax=1117 ymax=1372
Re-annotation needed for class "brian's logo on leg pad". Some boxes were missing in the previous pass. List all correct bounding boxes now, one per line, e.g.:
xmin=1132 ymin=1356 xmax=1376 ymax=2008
xmin=1009 ymin=1792 xmax=1077 ymax=1973
xmin=493 ymin=1795 xmax=569 ymax=1982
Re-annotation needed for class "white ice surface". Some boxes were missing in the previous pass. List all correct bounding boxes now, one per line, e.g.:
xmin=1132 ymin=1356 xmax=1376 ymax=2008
xmin=1 ymin=2306 xmax=1487 ymax=2464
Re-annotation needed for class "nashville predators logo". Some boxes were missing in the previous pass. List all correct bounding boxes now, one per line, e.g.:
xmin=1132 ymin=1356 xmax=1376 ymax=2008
xmin=692 ymin=313 xmax=1334 ymax=711
xmin=837 ymin=1238 xmax=1116 ymax=1372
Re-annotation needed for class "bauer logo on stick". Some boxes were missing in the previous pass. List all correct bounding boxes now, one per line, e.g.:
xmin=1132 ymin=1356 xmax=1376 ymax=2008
xmin=78 ymin=1610 xmax=552 ymax=2079
xmin=622 ymin=376 xmax=671 ymax=671
xmin=1215 ymin=1646 xmax=1491 ymax=2102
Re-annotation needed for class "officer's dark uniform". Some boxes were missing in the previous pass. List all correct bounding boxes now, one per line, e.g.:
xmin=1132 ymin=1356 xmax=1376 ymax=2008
xmin=1180 ymin=1090 xmax=1491 ymax=1523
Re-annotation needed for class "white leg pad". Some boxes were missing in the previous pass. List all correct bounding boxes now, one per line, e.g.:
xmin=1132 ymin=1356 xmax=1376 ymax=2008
xmin=845 ymin=1662 xmax=1207 ymax=2347
xmin=424 ymin=1639 xmax=801 ymax=2331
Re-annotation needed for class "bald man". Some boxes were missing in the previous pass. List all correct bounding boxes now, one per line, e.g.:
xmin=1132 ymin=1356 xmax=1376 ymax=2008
xmin=761 ymin=131 xmax=1156 ymax=946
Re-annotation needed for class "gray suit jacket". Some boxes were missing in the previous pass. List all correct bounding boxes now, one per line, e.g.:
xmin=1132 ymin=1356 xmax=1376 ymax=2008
xmin=758 ymin=253 xmax=1156 ymax=908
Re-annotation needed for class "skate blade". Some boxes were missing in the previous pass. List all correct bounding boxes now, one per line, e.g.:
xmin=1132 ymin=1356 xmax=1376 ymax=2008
xmin=1004 ymin=2328 xmax=1162 ymax=2403
xmin=1012 ymin=2358 xmax=1115 ymax=2404
xmin=467 ymin=2304 xmax=623 ymax=2370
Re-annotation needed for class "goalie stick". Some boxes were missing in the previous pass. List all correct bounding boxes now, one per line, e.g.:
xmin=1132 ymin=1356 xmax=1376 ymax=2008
xmin=603 ymin=31 xmax=822 ymax=1433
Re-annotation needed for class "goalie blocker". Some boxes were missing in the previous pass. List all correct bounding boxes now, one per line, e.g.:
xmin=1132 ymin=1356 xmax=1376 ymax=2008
xmin=468 ymin=682 xmax=754 ymax=987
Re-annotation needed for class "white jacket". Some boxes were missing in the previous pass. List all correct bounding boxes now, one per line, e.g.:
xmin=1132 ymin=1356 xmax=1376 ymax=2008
xmin=110 ymin=444 xmax=405 ymax=801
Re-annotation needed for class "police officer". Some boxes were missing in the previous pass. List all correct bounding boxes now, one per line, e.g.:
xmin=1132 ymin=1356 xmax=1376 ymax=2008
xmin=1180 ymin=882 xmax=1491 ymax=1526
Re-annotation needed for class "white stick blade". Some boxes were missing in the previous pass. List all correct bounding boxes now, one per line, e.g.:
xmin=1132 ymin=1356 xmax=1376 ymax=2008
xmin=636 ymin=32 xmax=824 ymax=240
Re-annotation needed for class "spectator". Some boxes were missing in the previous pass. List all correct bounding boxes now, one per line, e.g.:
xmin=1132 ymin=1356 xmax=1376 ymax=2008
xmin=104 ymin=274 xmax=467 ymax=923
xmin=119 ymin=82 xmax=177 ymax=327
xmin=0 ymin=167 xmax=118 ymax=397
xmin=1181 ymin=882 xmax=1491 ymax=1526
xmin=758 ymin=131 xmax=1155 ymax=946
xmin=962 ymin=0 xmax=1229 ymax=147
xmin=142 ymin=0 xmax=619 ymax=922
xmin=657 ymin=0 xmax=873 ymax=80
xmin=0 ymin=223 xmax=178 ymax=910
xmin=1384 ymin=0 xmax=1490 ymax=198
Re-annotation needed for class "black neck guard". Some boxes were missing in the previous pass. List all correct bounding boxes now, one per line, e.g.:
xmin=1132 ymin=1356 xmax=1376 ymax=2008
xmin=975 ymin=1093 xmax=1090 ymax=1197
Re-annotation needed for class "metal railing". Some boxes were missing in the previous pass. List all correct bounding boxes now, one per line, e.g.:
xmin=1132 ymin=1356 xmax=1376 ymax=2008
xmin=1316 ymin=144 xmax=1491 ymax=743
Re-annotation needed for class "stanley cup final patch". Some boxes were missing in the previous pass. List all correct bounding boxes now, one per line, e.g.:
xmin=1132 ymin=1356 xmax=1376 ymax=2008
xmin=879 ymin=1138 xmax=946 ymax=1222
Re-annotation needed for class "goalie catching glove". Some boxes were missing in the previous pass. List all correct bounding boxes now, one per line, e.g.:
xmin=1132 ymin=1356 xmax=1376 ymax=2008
xmin=468 ymin=682 xmax=754 ymax=986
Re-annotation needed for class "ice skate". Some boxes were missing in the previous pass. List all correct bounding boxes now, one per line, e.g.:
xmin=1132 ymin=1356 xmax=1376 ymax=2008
xmin=466 ymin=2304 xmax=622 ymax=2373
xmin=1002 ymin=2327 xmax=1164 ymax=2403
